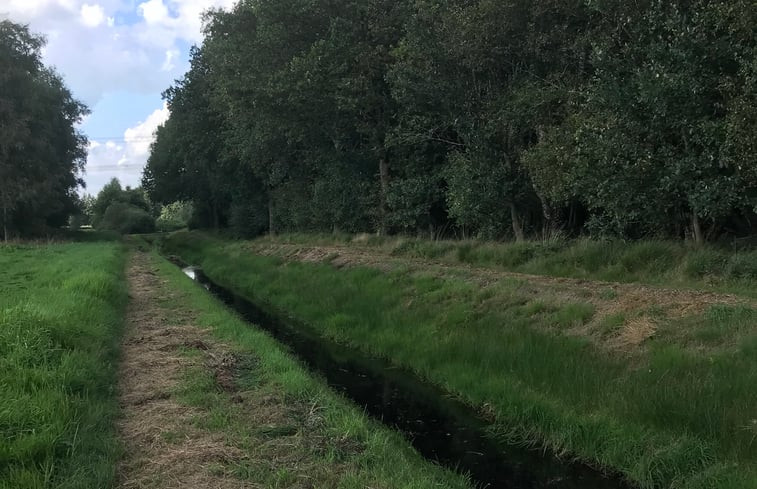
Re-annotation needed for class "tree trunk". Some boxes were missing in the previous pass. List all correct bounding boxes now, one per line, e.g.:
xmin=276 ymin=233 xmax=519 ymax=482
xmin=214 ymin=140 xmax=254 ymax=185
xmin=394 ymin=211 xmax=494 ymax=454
xmin=510 ymin=203 xmax=525 ymax=242
xmin=378 ymin=154 xmax=390 ymax=235
xmin=211 ymin=200 xmax=220 ymax=231
xmin=692 ymin=213 xmax=703 ymax=245
xmin=2 ymin=202 xmax=7 ymax=243
xmin=538 ymin=194 xmax=554 ymax=238
xmin=268 ymin=194 xmax=275 ymax=236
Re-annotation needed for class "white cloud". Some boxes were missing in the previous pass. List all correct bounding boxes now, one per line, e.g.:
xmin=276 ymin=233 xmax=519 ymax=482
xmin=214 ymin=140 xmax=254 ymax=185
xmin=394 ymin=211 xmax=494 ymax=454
xmin=2 ymin=0 xmax=235 ymax=193
xmin=124 ymin=103 xmax=170 ymax=157
xmin=80 ymin=3 xmax=105 ymax=27
xmin=138 ymin=0 xmax=169 ymax=24
xmin=83 ymin=103 xmax=169 ymax=191
xmin=2 ymin=0 xmax=235 ymax=104
xmin=161 ymin=48 xmax=180 ymax=71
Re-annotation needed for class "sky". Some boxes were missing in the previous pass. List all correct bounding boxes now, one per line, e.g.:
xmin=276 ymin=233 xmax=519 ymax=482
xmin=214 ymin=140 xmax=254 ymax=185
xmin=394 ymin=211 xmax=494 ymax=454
xmin=1 ymin=0 xmax=237 ymax=194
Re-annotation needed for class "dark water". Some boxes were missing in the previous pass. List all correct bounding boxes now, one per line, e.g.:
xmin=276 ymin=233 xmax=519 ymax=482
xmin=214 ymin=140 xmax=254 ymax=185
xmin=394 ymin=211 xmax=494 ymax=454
xmin=181 ymin=265 xmax=631 ymax=489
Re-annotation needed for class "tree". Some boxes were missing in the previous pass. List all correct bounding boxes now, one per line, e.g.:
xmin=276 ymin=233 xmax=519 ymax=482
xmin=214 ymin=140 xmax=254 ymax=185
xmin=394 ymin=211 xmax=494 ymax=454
xmin=92 ymin=177 xmax=155 ymax=234
xmin=144 ymin=0 xmax=757 ymax=242
xmin=525 ymin=0 xmax=757 ymax=241
xmin=0 ymin=20 xmax=89 ymax=240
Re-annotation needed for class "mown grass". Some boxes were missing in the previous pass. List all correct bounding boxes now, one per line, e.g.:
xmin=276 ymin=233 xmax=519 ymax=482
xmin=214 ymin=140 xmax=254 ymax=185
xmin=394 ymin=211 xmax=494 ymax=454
xmin=255 ymin=233 xmax=757 ymax=296
xmin=0 ymin=242 xmax=127 ymax=489
xmin=163 ymin=231 xmax=757 ymax=489
xmin=149 ymin=250 xmax=473 ymax=489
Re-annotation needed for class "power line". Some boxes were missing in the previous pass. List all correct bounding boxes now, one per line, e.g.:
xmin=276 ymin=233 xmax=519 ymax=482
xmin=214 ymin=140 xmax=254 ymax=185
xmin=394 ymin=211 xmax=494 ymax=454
xmin=87 ymin=137 xmax=155 ymax=142
xmin=85 ymin=164 xmax=145 ymax=172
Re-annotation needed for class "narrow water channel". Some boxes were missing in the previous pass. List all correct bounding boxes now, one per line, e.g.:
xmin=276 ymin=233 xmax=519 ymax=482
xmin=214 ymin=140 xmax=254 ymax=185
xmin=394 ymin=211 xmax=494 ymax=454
xmin=181 ymin=265 xmax=631 ymax=489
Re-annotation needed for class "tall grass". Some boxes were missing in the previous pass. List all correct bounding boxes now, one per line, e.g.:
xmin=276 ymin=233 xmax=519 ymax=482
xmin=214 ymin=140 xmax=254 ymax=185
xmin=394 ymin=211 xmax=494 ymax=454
xmin=258 ymin=233 xmax=757 ymax=295
xmin=0 ymin=243 xmax=127 ymax=489
xmin=163 ymin=231 xmax=757 ymax=489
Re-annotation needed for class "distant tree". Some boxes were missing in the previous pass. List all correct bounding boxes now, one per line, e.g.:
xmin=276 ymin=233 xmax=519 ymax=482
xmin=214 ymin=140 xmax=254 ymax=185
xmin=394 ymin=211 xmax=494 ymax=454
xmin=156 ymin=201 xmax=193 ymax=232
xmin=91 ymin=178 xmax=155 ymax=234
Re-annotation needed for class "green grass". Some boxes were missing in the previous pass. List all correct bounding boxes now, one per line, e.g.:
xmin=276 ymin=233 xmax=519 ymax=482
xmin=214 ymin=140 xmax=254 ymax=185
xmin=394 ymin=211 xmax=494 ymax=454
xmin=149 ymin=250 xmax=473 ymax=489
xmin=162 ymin=231 xmax=757 ymax=489
xmin=0 ymin=242 xmax=127 ymax=489
xmin=253 ymin=233 xmax=757 ymax=296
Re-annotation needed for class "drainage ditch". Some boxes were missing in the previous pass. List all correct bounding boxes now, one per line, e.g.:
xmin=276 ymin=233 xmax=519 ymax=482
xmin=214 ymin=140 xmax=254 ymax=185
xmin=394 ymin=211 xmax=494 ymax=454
xmin=181 ymin=265 xmax=630 ymax=489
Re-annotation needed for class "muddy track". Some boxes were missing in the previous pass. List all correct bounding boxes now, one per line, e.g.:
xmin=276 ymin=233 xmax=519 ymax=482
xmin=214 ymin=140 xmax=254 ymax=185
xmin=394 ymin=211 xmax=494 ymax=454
xmin=247 ymin=242 xmax=757 ymax=351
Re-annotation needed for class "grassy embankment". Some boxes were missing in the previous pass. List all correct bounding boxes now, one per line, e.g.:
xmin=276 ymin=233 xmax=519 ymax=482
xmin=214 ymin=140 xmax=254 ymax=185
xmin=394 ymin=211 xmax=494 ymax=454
xmin=163 ymin=231 xmax=757 ymax=489
xmin=148 ymin=249 xmax=473 ymax=488
xmin=0 ymin=242 xmax=127 ymax=489
xmin=255 ymin=232 xmax=757 ymax=295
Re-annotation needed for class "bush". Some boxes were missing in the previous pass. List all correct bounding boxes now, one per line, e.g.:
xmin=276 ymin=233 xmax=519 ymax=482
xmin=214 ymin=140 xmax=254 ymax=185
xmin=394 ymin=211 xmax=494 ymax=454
xmin=683 ymin=249 xmax=729 ymax=278
xmin=156 ymin=201 xmax=193 ymax=232
xmin=619 ymin=241 xmax=679 ymax=273
xmin=228 ymin=201 xmax=268 ymax=238
xmin=97 ymin=202 xmax=155 ymax=235
xmin=726 ymin=251 xmax=757 ymax=280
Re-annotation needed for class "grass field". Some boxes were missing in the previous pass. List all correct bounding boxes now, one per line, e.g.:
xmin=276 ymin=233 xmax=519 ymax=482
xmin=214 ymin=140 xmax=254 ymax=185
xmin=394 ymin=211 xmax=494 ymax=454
xmin=0 ymin=242 xmax=127 ymax=489
xmin=146 ymin=250 xmax=473 ymax=488
xmin=162 ymin=231 xmax=757 ymax=489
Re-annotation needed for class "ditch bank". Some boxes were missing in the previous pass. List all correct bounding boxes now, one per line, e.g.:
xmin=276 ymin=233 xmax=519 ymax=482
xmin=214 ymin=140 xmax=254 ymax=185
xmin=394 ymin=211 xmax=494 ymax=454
xmin=178 ymin=262 xmax=629 ymax=489
xmin=159 ymin=232 xmax=757 ymax=489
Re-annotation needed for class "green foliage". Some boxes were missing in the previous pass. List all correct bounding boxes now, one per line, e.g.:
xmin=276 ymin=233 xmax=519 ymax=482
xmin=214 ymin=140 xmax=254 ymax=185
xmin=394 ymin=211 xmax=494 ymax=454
xmin=92 ymin=178 xmax=152 ymax=228
xmin=0 ymin=20 xmax=89 ymax=240
xmin=0 ymin=242 xmax=127 ymax=488
xmin=146 ymin=0 xmax=757 ymax=241
xmin=98 ymin=202 xmax=155 ymax=235
xmin=725 ymin=251 xmax=757 ymax=280
xmin=683 ymin=249 xmax=730 ymax=278
xmin=156 ymin=201 xmax=193 ymax=232
xmin=91 ymin=178 xmax=155 ymax=234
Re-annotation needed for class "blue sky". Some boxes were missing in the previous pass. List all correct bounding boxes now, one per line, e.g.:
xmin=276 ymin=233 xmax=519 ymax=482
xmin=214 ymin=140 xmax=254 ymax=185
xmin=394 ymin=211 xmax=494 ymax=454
xmin=2 ymin=0 xmax=236 ymax=194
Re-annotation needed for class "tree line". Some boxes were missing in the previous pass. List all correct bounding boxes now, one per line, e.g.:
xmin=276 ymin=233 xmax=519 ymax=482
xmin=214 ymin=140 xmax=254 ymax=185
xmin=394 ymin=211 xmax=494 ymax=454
xmin=144 ymin=0 xmax=757 ymax=243
xmin=0 ymin=20 xmax=89 ymax=241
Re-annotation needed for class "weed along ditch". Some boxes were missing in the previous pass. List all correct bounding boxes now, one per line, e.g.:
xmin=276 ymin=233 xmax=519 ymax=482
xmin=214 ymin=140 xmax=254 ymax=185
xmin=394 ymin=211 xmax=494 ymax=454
xmin=179 ymin=264 xmax=630 ymax=489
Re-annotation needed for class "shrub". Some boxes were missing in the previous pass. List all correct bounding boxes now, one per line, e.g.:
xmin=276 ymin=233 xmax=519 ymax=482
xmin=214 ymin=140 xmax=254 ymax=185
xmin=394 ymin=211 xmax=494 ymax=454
xmin=97 ymin=202 xmax=155 ymax=235
xmin=726 ymin=251 xmax=757 ymax=280
xmin=683 ymin=249 xmax=729 ymax=278
xmin=156 ymin=201 xmax=194 ymax=232
xmin=620 ymin=241 xmax=679 ymax=273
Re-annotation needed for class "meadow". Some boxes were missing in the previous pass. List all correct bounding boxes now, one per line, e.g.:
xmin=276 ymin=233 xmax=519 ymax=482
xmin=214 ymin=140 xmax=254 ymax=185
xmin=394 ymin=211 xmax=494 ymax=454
xmin=0 ymin=242 xmax=127 ymax=489
xmin=163 ymin=231 xmax=757 ymax=489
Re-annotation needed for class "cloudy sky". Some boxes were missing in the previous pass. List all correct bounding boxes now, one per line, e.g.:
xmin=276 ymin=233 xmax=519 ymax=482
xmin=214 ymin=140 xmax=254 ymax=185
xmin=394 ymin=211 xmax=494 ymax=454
xmin=1 ymin=0 xmax=236 ymax=194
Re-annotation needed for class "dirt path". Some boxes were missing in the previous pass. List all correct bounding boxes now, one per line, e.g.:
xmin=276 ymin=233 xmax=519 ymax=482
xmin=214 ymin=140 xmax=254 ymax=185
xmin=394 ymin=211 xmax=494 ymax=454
xmin=117 ymin=252 xmax=356 ymax=488
xmin=116 ymin=252 xmax=252 ymax=488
